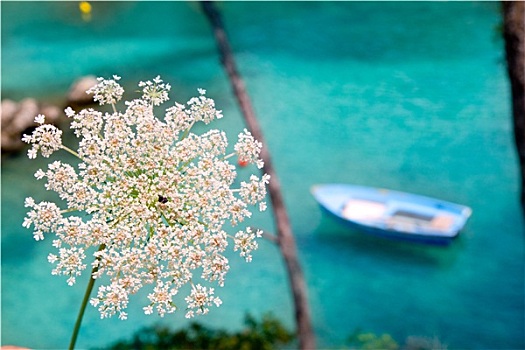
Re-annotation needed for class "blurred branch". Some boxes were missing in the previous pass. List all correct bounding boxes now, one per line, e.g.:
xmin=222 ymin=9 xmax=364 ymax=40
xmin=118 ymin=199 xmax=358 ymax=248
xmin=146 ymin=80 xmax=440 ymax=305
xmin=502 ymin=1 xmax=525 ymax=215
xmin=200 ymin=1 xmax=316 ymax=349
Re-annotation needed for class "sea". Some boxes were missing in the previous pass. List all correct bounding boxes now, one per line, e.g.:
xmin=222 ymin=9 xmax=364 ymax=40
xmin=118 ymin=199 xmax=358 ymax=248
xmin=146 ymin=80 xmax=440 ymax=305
xmin=1 ymin=2 xmax=523 ymax=349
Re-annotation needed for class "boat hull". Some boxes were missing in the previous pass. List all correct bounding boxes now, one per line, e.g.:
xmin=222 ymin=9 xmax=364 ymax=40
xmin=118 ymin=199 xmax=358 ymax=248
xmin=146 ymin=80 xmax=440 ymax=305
xmin=312 ymin=184 xmax=472 ymax=246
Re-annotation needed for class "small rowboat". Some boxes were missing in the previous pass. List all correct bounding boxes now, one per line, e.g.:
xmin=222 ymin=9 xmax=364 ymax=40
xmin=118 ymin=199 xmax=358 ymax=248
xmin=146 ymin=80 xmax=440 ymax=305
xmin=311 ymin=184 xmax=472 ymax=245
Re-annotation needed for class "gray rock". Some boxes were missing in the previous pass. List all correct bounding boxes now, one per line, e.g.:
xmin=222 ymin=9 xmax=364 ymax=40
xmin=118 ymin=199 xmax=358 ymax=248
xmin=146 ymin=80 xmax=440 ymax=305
xmin=67 ymin=75 xmax=98 ymax=105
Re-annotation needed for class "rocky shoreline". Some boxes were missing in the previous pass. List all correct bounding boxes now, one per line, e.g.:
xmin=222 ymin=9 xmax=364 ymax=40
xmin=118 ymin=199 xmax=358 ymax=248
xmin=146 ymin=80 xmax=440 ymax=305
xmin=1 ymin=76 xmax=98 ymax=155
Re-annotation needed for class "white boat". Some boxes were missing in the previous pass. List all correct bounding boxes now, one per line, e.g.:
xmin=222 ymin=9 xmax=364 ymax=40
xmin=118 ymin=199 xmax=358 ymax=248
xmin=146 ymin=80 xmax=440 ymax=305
xmin=311 ymin=184 xmax=472 ymax=245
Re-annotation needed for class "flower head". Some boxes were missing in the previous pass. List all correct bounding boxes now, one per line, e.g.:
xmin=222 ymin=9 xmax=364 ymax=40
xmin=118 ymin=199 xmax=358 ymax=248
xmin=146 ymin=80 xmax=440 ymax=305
xmin=22 ymin=115 xmax=63 ymax=159
xmin=235 ymin=128 xmax=264 ymax=169
xmin=184 ymin=284 xmax=222 ymax=318
xmin=67 ymin=108 xmax=104 ymax=138
xmin=23 ymin=76 xmax=269 ymax=319
xmin=87 ymin=75 xmax=124 ymax=105
xmin=234 ymin=227 xmax=263 ymax=262
xmin=22 ymin=198 xmax=63 ymax=240
xmin=139 ymin=75 xmax=171 ymax=106
xmin=240 ymin=174 xmax=270 ymax=210
xmin=187 ymin=88 xmax=223 ymax=124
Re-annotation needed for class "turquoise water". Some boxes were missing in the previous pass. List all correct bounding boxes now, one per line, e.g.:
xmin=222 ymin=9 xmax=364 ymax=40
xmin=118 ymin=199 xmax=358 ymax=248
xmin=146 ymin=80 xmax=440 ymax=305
xmin=2 ymin=2 xmax=524 ymax=349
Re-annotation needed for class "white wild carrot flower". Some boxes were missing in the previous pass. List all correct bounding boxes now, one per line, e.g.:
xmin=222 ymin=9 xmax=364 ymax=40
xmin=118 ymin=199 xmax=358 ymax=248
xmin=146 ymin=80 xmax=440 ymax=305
xmin=139 ymin=75 xmax=171 ymax=106
xmin=240 ymin=174 xmax=271 ymax=208
xmin=235 ymin=128 xmax=264 ymax=169
xmin=86 ymin=75 xmax=124 ymax=106
xmin=22 ymin=114 xmax=63 ymax=159
xmin=184 ymin=284 xmax=222 ymax=318
xmin=22 ymin=76 xmax=269 ymax=320
xmin=22 ymin=199 xmax=62 ymax=241
xmin=233 ymin=227 xmax=263 ymax=262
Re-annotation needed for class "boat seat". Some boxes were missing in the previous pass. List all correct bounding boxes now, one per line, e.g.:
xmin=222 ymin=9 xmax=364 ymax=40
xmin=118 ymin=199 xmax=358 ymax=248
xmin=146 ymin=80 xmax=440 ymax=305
xmin=342 ymin=199 xmax=386 ymax=221
xmin=385 ymin=212 xmax=455 ymax=232
xmin=430 ymin=214 xmax=455 ymax=230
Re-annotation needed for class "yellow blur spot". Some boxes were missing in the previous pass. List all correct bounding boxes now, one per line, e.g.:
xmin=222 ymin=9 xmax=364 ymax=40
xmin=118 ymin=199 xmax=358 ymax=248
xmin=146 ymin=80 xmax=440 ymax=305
xmin=79 ymin=1 xmax=92 ymax=22
xmin=79 ymin=1 xmax=91 ymax=14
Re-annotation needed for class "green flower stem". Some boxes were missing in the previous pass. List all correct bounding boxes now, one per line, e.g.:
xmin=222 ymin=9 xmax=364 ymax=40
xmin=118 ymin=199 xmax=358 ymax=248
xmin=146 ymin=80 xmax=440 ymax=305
xmin=60 ymin=207 xmax=80 ymax=214
xmin=69 ymin=244 xmax=106 ymax=350
xmin=223 ymin=152 xmax=235 ymax=160
xmin=180 ymin=121 xmax=195 ymax=141
xmin=61 ymin=145 xmax=81 ymax=159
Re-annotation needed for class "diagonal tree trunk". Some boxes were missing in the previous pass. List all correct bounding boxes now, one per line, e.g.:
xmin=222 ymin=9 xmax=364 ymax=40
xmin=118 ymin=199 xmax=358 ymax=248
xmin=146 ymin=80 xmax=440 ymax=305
xmin=200 ymin=2 xmax=316 ymax=349
xmin=502 ymin=1 xmax=525 ymax=215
